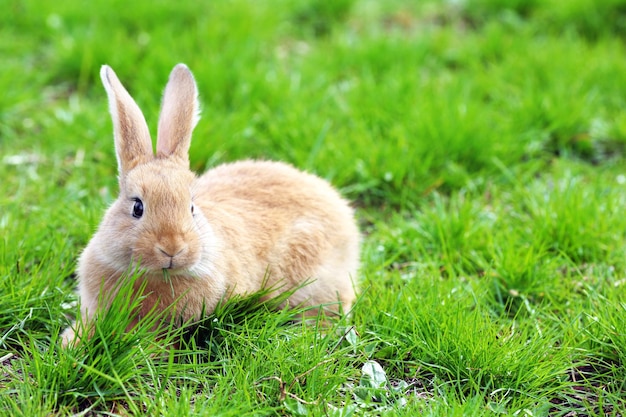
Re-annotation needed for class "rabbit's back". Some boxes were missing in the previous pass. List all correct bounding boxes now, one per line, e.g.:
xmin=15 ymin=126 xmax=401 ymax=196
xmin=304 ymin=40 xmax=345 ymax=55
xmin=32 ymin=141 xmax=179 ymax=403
xmin=194 ymin=160 xmax=360 ymax=312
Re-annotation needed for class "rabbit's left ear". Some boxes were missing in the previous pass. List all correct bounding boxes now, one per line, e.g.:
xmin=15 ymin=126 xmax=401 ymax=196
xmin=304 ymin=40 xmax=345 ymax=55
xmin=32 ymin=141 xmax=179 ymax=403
xmin=156 ymin=64 xmax=200 ymax=166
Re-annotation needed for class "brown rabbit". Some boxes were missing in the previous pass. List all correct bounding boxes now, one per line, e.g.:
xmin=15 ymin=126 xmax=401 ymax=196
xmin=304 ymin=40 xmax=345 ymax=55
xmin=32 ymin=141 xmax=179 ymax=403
xmin=61 ymin=64 xmax=360 ymax=346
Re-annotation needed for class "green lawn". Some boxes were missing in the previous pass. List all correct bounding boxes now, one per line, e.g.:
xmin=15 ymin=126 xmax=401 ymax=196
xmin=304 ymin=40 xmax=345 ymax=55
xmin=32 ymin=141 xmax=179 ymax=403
xmin=2 ymin=0 xmax=626 ymax=415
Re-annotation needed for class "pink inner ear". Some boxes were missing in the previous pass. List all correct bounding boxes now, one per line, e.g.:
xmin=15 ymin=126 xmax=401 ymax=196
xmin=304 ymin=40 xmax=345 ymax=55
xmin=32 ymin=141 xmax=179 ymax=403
xmin=155 ymin=65 xmax=198 ymax=162
xmin=156 ymin=129 xmax=188 ymax=161
xmin=157 ymin=132 xmax=180 ymax=158
xmin=156 ymin=133 xmax=173 ymax=158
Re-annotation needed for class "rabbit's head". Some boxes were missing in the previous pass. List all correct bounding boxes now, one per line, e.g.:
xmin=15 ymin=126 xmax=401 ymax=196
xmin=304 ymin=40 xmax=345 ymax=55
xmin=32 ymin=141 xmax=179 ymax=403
xmin=98 ymin=64 xmax=213 ymax=276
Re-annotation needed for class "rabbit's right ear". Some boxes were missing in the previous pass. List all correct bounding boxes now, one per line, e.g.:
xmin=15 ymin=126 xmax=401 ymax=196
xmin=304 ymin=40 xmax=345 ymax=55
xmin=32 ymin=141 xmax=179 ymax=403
xmin=100 ymin=65 xmax=153 ymax=176
xmin=156 ymin=64 xmax=199 ymax=166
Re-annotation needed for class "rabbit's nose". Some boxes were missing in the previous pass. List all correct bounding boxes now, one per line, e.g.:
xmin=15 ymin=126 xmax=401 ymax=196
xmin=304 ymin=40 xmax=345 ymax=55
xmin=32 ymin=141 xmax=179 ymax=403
xmin=156 ymin=244 xmax=189 ymax=269
xmin=157 ymin=245 xmax=187 ymax=258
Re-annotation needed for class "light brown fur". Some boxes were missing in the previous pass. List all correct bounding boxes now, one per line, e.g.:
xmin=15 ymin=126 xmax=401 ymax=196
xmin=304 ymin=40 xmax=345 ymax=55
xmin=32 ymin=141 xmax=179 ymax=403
xmin=61 ymin=64 xmax=360 ymax=346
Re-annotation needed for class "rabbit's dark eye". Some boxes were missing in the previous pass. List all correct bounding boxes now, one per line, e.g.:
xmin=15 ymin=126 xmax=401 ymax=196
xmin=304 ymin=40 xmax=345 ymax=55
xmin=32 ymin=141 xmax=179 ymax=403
xmin=191 ymin=203 xmax=195 ymax=215
xmin=132 ymin=198 xmax=144 ymax=218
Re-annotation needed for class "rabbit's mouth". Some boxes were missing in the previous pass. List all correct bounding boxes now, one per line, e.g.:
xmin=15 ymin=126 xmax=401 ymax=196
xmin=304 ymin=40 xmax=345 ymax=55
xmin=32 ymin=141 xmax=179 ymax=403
xmin=158 ymin=266 xmax=195 ymax=281
xmin=161 ymin=266 xmax=190 ymax=274
xmin=150 ymin=242 xmax=200 ymax=271
xmin=157 ymin=258 xmax=196 ymax=272
xmin=133 ymin=254 xmax=196 ymax=275
xmin=163 ymin=256 xmax=176 ymax=270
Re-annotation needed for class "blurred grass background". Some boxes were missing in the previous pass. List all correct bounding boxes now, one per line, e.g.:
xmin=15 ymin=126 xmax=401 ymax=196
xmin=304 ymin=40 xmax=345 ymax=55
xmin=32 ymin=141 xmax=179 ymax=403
xmin=3 ymin=0 xmax=626 ymax=208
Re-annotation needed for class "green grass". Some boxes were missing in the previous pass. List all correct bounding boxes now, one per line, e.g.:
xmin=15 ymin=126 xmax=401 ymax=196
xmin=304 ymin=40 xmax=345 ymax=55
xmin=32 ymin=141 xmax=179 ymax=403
xmin=2 ymin=0 xmax=626 ymax=415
